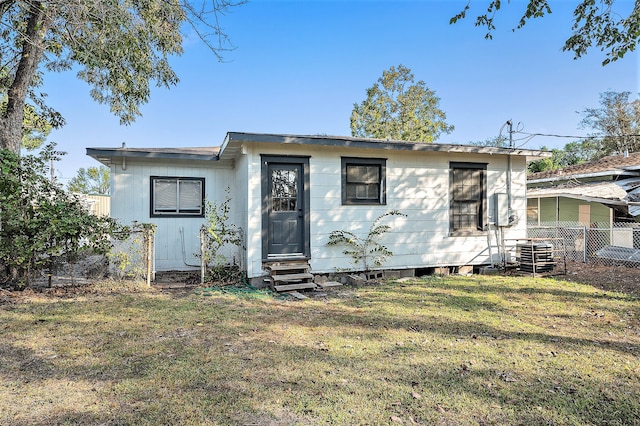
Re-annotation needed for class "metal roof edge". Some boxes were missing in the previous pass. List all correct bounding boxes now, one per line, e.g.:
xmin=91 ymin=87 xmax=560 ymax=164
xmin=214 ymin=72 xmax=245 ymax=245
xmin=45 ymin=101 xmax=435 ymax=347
xmin=526 ymin=191 xmax=629 ymax=206
xmin=224 ymin=131 xmax=547 ymax=157
xmin=85 ymin=147 xmax=219 ymax=162
xmin=527 ymin=169 xmax=636 ymax=184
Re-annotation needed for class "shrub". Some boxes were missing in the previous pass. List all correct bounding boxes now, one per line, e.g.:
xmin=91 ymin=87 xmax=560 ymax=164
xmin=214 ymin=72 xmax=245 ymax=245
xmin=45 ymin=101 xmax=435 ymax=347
xmin=0 ymin=144 xmax=123 ymax=289
xmin=201 ymin=187 xmax=244 ymax=284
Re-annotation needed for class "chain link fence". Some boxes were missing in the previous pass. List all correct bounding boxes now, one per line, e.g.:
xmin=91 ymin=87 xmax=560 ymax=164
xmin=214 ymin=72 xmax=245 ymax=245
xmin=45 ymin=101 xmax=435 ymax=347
xmin=108 ymin=227 xmax=155 ymax=285
xmin=198 ymin=226 xmax=245 ymax=285
xmin=528 ymin=222 xmax=640 ymax=267
xmin=28 ymin=226 xmax=155 ymax=288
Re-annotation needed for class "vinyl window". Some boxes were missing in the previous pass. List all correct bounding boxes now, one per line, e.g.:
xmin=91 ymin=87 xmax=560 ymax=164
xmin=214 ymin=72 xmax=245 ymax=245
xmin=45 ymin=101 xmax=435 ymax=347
xmin=341 ymin=157 xmax=386 ymax=205
xmin=450 ymin=162 xmax=486 ymax=234
xmin=151 ymin=177 xmax=204 ymax=217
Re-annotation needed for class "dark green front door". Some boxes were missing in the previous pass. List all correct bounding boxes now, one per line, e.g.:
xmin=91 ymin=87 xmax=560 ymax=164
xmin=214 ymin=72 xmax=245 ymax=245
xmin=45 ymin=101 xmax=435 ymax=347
xmin=266 ymin=162 xmax=304 ymax=256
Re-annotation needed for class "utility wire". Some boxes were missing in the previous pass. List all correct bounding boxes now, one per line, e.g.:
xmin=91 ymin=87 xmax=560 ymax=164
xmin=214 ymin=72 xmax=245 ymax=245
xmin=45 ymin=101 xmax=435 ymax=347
xmin=516 ymin=131 xmax=640 ymax=139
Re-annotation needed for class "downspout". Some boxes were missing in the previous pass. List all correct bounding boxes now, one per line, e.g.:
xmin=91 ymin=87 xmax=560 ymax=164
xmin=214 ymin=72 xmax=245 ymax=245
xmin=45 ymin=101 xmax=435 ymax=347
xmin=121 ymin=142 xmax=127 ymax=170
xmin=506 ymin=120 xmax=515 ymax=225
xmin=507 ymin=151 xmax=513 ymax=221
xmin=180 ymin=226 xmax=200 ymax=267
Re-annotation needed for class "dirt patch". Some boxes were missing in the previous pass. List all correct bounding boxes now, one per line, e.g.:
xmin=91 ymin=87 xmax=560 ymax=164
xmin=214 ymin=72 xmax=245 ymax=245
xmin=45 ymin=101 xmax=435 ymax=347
xmin=3 ymin=261 xmax=640 ymax=301
xmin=561 ymin=261 xmax=640 ymax=297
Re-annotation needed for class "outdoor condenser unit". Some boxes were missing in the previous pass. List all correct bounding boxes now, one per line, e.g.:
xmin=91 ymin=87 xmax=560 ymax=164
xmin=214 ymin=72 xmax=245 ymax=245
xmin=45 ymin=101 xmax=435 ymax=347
xmin=518 ymin=243 xmax=555 ymax=274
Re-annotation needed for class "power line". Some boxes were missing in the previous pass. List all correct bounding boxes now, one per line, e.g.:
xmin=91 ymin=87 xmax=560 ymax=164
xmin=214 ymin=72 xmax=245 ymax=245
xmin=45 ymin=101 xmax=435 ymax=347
xmin=516 ymin=131 xmax=640 ymax=139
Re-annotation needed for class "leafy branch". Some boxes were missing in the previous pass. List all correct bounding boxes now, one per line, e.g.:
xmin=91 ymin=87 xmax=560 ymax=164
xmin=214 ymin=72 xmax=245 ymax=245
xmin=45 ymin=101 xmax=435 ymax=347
xmin=327 ymin=210 xmax=407 ymax=273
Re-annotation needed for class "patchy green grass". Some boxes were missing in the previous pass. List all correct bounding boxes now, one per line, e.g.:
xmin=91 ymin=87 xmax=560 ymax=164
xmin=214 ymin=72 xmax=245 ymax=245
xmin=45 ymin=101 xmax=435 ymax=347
xmin=1 ymin=275 xmax=639 ymax=425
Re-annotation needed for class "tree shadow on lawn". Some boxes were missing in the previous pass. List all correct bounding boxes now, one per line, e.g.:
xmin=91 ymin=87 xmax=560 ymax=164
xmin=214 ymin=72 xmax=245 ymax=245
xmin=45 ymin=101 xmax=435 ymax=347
xmin=406 ymin=276 xmax=637 ymax=303
xmin=271 ymin=302 xmax=640 ymax=358
xmin=2 ymin=288 xmax=639 ymax=425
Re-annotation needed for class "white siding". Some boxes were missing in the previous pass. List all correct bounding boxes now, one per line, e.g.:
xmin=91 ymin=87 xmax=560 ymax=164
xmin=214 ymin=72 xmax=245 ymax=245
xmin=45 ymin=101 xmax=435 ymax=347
xmin=111 ymin=158 xmax=235 ymax=271
xmin=110 ymin=145 xmax=529 ymax=278
xmin=243 ymin=143 xmax=529 ymax=277
xmin=233 ymin=152 xmax=250 ymax=271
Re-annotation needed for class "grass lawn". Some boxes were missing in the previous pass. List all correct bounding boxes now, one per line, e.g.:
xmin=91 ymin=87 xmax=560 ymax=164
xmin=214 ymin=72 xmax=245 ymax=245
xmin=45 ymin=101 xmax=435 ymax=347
xmin=1 ymin=275 xmax=639 ymax=425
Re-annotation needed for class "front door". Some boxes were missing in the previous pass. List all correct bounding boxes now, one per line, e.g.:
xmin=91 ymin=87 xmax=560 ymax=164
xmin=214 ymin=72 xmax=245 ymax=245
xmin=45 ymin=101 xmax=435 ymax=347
xmin=262 ymin=157 xmax=309 ymax=259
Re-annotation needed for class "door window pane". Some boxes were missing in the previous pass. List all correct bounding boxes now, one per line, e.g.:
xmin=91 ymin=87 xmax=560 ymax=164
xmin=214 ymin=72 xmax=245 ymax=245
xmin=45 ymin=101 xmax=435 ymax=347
xmin=272 ymin=169 xmax=297 ymax=212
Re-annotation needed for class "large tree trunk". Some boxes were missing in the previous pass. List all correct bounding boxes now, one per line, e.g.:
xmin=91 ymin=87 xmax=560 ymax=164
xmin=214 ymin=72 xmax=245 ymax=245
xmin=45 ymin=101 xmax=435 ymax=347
xmin=0 ymin=1 xmax=50 ymax=154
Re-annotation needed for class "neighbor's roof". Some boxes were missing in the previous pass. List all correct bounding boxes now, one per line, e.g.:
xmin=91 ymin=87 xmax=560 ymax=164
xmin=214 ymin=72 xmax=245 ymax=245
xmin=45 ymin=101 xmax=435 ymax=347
xmin=87 ymin=132 xmax=550 ymax=165
xmin=527 ymin=181 xmax=630 ymax=205
xmin=527 ymin=177 xmax=640 ymax=214
xmin=528 ymin=152 xmax=640 ymax=183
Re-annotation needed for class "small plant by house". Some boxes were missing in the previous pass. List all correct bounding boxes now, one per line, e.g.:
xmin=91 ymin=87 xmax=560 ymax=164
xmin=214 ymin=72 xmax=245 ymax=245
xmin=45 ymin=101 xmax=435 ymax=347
xmin=327 ymin=210 xmax=406 ymax=273
xmin=201 ymin=187 xmax=244 ymax=283
xmin=108 ymin=222 xmax=156 ymax=281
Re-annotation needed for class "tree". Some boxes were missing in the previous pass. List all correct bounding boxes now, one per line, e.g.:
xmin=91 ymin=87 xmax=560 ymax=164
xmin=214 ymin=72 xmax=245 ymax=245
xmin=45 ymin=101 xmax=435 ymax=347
xmin=0 ymin=95 xmax=59 ymax=150
xmin=0 ymin=0 xmax=244 ymax=154
xmin=68 ymin=166 xmax=110 ymax=195
xmin=528 ymin=92 xmax=639 ymax=174
xmin=470 ymin=135 xmax=509 ymax=147
xmin=527 ymin=139 xmax=604 ymax=173
xmin=0 ymin=145 xmax=121 ymax=287
xmin=450 ymin=1 xmax=639 ymax=65
xmin=350 ymin=65 xmax=454 ymax=143
xmin=579 ymin=91 xmax=640 ymax=156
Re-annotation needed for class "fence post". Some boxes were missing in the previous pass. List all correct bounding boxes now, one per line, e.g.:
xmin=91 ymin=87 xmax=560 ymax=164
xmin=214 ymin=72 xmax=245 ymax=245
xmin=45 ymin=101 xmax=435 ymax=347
xmin=145 ymin=227 xmax=152 ymax=287
xmin=200 ymin=227 xmax=205 ymax=285
xmin=582 ymin=226 xmax=587 ymax=263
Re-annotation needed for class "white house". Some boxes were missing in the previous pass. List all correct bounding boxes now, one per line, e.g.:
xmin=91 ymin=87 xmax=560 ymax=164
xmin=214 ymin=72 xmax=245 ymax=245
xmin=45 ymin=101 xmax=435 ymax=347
xmin=87 ymin=132 xmax=547 ymax=285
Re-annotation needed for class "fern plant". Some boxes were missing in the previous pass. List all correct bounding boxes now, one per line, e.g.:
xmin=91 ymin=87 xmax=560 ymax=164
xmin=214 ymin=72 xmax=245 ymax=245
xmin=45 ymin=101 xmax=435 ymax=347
xmin=327 ymin=210 xmax=406 ymax=272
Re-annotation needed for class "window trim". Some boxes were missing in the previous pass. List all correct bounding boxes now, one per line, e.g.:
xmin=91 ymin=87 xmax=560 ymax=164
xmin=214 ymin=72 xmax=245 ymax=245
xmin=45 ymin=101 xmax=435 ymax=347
xmin=341 ymin=157 xmax=387 ymax=205
xmin=150 ymin=176 xmax=205 ymax=218
xmin=449 ymin=162 xmax=487 ymax=236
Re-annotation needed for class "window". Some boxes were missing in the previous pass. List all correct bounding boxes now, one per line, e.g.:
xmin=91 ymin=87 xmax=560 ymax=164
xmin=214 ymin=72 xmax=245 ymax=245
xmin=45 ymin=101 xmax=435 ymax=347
xmin=450 ymin=162 xmax=486 ymax=234
xmin=150 ymin=176 xmax=204 ymax=217
xmin=341 ymin=157 xmax=386 ymax=205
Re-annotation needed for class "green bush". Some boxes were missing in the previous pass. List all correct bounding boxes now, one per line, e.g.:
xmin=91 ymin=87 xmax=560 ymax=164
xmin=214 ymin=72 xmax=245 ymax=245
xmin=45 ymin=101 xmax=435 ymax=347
xmin=201 ymin=187 xmax=244 ymax=284
xmin=0 ymin=145 xmax=123 ymax=289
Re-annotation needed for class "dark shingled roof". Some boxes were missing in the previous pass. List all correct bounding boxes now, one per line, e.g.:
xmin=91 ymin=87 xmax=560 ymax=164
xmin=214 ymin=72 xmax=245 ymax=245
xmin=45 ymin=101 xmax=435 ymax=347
xmin=528 ymin=152 xmax=640 ymax=181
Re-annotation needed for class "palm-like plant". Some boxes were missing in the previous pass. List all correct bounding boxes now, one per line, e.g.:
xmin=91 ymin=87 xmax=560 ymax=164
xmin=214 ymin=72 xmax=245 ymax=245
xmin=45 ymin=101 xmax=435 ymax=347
xmin=327 ymin=210 xmax=406 ymax=272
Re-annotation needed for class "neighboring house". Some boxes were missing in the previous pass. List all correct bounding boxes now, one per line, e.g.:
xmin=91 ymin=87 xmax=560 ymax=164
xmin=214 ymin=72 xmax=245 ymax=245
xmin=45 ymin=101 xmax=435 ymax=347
xmin=527 ymin=152 xmax=640 ymax=228
xmin=87 ymin=132 xmax=546 ymax=284
xmin=73 ymin=193 xmax=111 ymax=216
xmin=85 ymin=194 xmax=111 ymax=217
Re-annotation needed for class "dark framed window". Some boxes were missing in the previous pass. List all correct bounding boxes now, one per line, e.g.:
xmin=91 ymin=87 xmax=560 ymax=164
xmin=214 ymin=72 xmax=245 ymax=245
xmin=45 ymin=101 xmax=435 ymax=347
xmin=341 ymin=157 xmax=386 ymax=205
xmin=449 ymin=162 xmax=486 ymax=234
xmin=150 ymin=176 xmax=205 ymax=217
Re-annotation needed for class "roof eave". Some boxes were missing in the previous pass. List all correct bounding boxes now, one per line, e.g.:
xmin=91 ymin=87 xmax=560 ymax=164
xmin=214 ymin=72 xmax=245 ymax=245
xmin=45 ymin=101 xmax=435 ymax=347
xmin=223 ymin=131 xmax=547 ymax=157
xmin=528 ymin=169 xmax=638 ymax=184
xmin=527 ymin=192 xmax=629 ymax=205
xmin=86 ymin=147 xmax=219 ymax=164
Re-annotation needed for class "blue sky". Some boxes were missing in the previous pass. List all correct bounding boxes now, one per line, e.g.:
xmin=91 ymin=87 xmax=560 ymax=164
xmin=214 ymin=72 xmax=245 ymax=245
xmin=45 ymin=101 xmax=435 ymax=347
xmin=42 ymin=0 xmax=639 ymax=183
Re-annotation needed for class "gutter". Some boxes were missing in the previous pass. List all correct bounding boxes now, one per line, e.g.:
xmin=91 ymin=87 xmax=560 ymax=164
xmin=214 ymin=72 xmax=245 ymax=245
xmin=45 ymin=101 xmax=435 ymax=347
xmin=528 ymin=170 xmax=639 ymax=184
xmin=527 ymin=192 xmax=635 ymax=206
